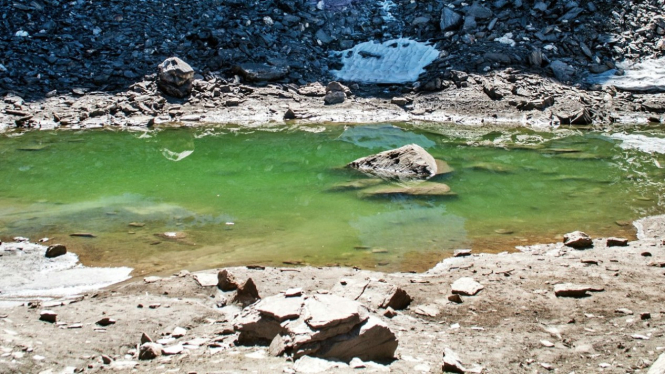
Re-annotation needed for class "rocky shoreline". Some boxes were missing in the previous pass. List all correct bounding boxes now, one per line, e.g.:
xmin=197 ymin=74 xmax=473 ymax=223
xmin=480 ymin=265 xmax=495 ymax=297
xmin=2 ymin=0 xmax=665 ymax=132
xmin=1 ymin=215 xmax=665 ymax=373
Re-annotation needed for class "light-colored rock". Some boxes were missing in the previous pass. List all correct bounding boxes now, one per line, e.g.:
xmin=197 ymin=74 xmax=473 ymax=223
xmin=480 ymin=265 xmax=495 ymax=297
xmin=157 ymin=57 xmax=194 ymax=98
xmin=332 ymin=278 xmax=412 ymax=310
xmin=163 ymin=344 xmax=184 ymax=355
xmin=256 ymin=294 xmax=304 ymax=322
xmin=171 ymin=326 xmax=187 ymax=338
xmin=193 ymin=273 xmax=218 ymax=287
xmin=563 ymin=231 xmax=593 ymax=249
xmin=451 ymin=277 xmax=484 ymax=296
xmin=648 ymin=352 xmax=665 ymax=374
xmin=553 ymin=283 xmax=604 ymax=297
xmin=294 ymin=355 xmax=348 ymax=373
xmin=217 ymin=269 xmax=238 ymax=291
xmin=442 ymin=348 xmax=466 ymax=373
xmin=414 ymin=304 xmax=440 ymax=317
xmin=348 ymin=144 xmax=438 ymax=181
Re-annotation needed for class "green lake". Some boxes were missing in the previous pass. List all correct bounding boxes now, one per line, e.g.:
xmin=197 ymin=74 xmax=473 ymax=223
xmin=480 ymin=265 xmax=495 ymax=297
xmin=1 ymin=123 xmax=664 ymax=276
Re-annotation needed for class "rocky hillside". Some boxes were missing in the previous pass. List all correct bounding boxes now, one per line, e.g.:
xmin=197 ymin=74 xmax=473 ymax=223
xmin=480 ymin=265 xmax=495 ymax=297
xmin=0 ymin=0 xmax=663 ymax=99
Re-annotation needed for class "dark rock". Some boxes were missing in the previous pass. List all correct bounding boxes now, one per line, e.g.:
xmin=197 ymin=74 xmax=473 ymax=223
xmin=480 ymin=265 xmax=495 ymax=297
xmin=233 ymin=278 xmax=260 ymax=306
xmin=556 ymin=106 xmax=592 ymax=125
xmin=440 ymin=8 xmax=463 ymax=31
xmin=606 ymin=237 xmax=629 ymax=247
xmin=563 ymin=231 xmax=593 ymax=249
xmin=284 ymin=108 xmax=297 ymax=120
xmin=347 ymin=144 xmax=438 ymax=181
xmin=45 ymin=244 xmax=67 ymax=258
xmin=549 ymin=60 xmax=576 ymax=82
xmin=324 ymin=90 xmax=346 ymax=105
xmin=96 ymin=317 xmax=116 ymax=326
xmin=157 ymin=57 xmax=194 ymax=98
xmin=466 ymin=2 xmax=493 ymax=19
xmin=234 ymin=63 xmax=289 ymax=82
xmin=39 ymin=310 xmax=57 ymax=323
xmin=217 ymin=269 xmax=238 ymax=291
xmin=140 ymin=332 xmax=153 ymax=344
xmin=442 ymin=348 xmax=466 ymax=373
xmin=139 ymin=343 xmax=163 ymax=360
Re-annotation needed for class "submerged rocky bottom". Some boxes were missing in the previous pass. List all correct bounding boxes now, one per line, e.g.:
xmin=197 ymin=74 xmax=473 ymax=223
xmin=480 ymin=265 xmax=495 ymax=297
xmin=0 ymin=123 xmax=664 ymax=275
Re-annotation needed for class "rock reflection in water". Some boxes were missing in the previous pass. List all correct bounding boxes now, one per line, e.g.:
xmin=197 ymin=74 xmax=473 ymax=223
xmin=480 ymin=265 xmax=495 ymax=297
xmin=350 ymin=204 xmax=466 ymax=252
xmin=337 ymin=124 xmax=435 ymax=149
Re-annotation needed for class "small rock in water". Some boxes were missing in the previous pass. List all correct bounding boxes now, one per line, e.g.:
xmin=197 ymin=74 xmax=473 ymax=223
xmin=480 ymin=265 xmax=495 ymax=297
xmin=451 ymin=277 xmax=484 ymax=296
xmin=45 ymin=244 xmax=67 ymax=258
xmin=348 ymin=144 xmax=438 ymax=181
xmin=563 ymin=231 xmax=593 ymax=249
xmin=39 ymin=310 xmax=57 ymax=323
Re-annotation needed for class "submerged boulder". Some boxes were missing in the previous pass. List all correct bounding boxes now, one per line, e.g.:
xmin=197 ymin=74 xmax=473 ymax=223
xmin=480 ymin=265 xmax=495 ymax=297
xmin=157 ymin=57 xmax=194 ymax=98
xmin=347 ymin=144 xmax=438 ymax=180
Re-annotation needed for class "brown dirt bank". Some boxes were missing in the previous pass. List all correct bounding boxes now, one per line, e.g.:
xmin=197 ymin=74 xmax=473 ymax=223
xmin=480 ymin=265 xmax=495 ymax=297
xmin=1 ymin=215 xmax=665 ymax=373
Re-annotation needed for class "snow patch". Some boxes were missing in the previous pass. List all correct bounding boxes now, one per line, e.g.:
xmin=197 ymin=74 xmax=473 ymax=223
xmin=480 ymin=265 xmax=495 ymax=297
xmin=608 ymin=133 xmax=665 ymax=154
xmin=331 ymin=38 xmax=439 ymax=84
xmin=587 ymin=58 xmax=665 ymax=92
xmin=0 ymin=241 xmax=132 ymax=300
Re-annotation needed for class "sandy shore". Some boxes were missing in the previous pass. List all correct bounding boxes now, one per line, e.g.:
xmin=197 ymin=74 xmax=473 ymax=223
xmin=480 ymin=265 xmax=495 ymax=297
xmin=1 ymin=215 xmax=664 ymax=373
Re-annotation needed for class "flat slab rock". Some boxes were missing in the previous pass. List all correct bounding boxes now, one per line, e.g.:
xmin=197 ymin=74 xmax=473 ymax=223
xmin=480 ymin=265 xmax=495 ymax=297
xmin=451 ymin=277 xmax=484 ymax=296
xmin=563 ymin=231 xmax=593 ymax=249
xmin=554 ymin=283 xmax=604 ymax=297
xmin=347 ymin=144 xmax=438 ymax=181
xmin=648 ymin=352 xmax=665 ymax=374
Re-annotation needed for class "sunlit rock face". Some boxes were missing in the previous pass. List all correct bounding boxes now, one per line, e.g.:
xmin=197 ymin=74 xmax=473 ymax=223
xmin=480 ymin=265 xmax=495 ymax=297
xmin=331 ymin=38 xmax=439 ymax=84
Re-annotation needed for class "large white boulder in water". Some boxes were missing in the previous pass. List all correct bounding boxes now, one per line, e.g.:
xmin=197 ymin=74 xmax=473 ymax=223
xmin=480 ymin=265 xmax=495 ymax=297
xmin=347 ymin=144 xmax=438 ymax=180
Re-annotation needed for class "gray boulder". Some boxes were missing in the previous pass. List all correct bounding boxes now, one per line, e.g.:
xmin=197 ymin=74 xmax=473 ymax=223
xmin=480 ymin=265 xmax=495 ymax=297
xmin=549 ymin=60 xmax=576 ymax=82
xmin=234 ymin=63 xmax=289 ymax=82
xmin=139 ymin=342 xmax=163 ymax=360
xmin=648 ymin=352 xmax=665 ymax=374
xmin=157 ymin=57 xmax=194 ymax=98
xmin=440 ymin=8 xmax=462 ymax=31
xmin=347 ymin=144 xmax=438 ymax=181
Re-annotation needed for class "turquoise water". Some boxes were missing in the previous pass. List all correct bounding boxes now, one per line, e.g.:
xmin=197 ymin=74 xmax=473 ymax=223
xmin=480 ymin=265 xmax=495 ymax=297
xmin=1 ymin=123 xmax=664 ymax=275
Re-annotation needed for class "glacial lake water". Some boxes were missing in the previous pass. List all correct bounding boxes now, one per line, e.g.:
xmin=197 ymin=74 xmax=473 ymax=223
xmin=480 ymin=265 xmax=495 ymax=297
xmin=1 ymin=123 xmax=664 ymax=276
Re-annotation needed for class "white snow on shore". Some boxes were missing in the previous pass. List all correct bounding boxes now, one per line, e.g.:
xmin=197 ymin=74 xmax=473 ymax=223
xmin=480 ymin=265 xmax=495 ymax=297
xmin=587 ymin=57 xmax=665 ymax=91
xmin=609 ymin=133 xmax=665 ymax=154
xmin=331 ymin=38 xmax=439 ymax=83
xmin=0 ymin=241 xmax=132 ymax=302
